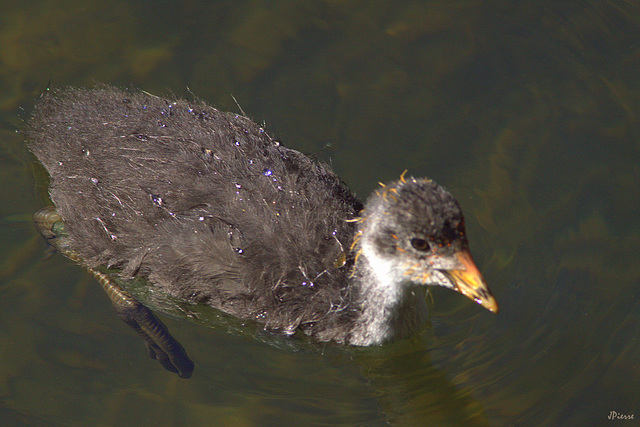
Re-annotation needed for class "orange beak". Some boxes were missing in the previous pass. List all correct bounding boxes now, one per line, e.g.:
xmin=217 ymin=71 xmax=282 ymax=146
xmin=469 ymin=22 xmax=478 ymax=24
xmin=448 ymin=249 xmax=498 ymax=313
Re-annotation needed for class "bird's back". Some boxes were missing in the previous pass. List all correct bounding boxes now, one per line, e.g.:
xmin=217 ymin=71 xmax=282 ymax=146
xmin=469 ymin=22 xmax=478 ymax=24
xmin=28 ymin=86 xmax=362 ymax=337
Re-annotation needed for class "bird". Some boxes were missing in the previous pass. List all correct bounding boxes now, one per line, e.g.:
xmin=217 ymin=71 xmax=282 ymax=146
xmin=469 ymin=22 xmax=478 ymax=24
xmin=28 ymin=86 xmax=498 ymax=378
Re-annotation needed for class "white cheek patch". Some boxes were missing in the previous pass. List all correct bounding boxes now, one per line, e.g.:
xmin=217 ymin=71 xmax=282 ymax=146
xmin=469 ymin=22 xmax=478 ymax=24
xmin=427 ymin=254 xmax=460 ymax=271
xmin=402 ymin=262 xmax=455 ymax=288
xmin=430 ymin=269 xmax=455 ymax=289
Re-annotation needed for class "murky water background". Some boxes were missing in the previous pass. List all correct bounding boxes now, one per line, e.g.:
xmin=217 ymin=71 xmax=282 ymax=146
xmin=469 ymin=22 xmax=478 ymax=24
xmin=1 ymin=0 xmax=639 ymax=425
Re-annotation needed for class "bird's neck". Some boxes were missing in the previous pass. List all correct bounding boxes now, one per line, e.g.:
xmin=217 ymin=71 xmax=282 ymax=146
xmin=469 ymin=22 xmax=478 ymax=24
xmin=347 ymin=240 xmax=428 ymax=346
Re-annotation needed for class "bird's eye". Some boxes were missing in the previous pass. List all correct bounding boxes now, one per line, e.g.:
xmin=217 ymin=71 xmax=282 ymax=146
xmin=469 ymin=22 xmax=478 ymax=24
xmin=410 ymin=238 xmax=429 ymax=251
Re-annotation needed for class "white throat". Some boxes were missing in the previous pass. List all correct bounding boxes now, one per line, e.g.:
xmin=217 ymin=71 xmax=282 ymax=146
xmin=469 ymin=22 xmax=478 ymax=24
xmin=348 ymin=237 xmax=427 ymax=346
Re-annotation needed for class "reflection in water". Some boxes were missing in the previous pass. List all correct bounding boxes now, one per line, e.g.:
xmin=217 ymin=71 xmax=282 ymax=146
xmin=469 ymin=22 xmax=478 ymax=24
xmin=1 ymin=0 xmax=639 ymax=424
xmin=354 ymin=338 xmax=492 ymax=425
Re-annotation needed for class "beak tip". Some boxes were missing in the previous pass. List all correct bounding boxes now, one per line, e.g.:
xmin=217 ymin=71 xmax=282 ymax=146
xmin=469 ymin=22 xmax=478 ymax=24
xmin=449 ymin=249 xmax=499 ymax=314
xmin=476 ymin=297 xmax=499 ymax=313
xmin=485 ymin=295 xmax=499 ymax=313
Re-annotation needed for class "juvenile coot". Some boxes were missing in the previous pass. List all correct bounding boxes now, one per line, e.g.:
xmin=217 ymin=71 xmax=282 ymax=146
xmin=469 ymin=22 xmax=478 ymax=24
xmin=28 ymin=86 xmax=497 ymax=378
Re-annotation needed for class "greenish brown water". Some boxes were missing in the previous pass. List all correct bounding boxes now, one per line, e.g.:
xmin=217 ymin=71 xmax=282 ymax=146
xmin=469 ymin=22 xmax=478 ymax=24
xmin=1 ymin=0 xmax=639 ymax=425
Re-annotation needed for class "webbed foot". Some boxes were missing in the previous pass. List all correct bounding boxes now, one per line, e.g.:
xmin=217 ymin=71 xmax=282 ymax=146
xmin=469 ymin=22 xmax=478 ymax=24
xmin=33 ymin=206 xmax=71 ymax=250
xmin=33 ymin=206 xmax=195 ymax=378
xmin=113 ymin=297 xmax=195 ymax=378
